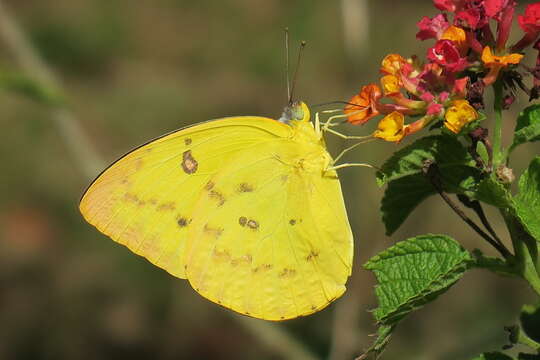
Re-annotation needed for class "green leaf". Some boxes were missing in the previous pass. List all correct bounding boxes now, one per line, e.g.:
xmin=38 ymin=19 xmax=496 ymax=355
xmin=510 ymin=104 xmax=540 ymax=152
xmin=521 ymin=303 xmax=540 ymax=343
xmin=474 ymin=175 xmax=514 ymax=209
xmin=381 ymin=166 xmax=480 ymax=235
xmin=380 ymin=174 xmax=435 ymax=236
xmin=376 ymin=135 xmax=474 ymax=186
xmin=0 ymin=70 xmax=63 ymax=106
xmin=471 ymin=352 xmax=515 ymax=360
xmin=364 ymin=234 xmax=472 ymax=324
xmin=518 ymin=353 xmax=540 ymax=360
xmin=515 ymin=157 xmax=540 ymax=242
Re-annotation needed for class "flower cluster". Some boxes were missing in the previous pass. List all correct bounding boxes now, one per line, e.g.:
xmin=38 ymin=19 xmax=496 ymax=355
xmin=345 ymin=0 xmax=540 ymax=142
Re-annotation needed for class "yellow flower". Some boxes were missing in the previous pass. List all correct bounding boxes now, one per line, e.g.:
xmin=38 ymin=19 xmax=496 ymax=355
xmin=380 ymin=75 xmax=401 ymax=95
xmin=380 ymin=54 xmax=407 ymax=76
xmin=441 ymin=26 xmax=467 ymax=52
xmin=374 ymin=111 xmax=406 ymax=142
xmin=481 ymin=46 xmax=524 ymax=85
xmin=444 ymin=100 xmax=478 ymax=134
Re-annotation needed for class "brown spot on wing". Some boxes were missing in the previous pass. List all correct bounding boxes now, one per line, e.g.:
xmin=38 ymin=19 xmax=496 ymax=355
xmin=184 ymin=138 xmax=192 ymax=145
xmin=306 ymin=250 xmax=319 ymax=261
xmin=247 ymin=219 xmax=259 ymax=230
xmin=289 ymin=219 xmax=296 ymax=225
xmin=278 ymin=268 xmax=297 ymax=278
xmin=181 ymin=150 xmax=198 ymax=174
xmin=204 ymin=181 xmax=215 ymax=191
xmin=238 ymin=182 xmax=254 ymax=193
xmin=157 ymin=202 xmax=176 ymax=212
xmin=123 ymin=193 xmax=146 ymax=206
xmin=208 ymin=190 xmax=226 ymax=206
xmin=212 ymin=248 xmax=231 ymax=262
xmin=239 ymin=216 xmax=247 ymax=226
xmin=203 ymin=223 xmax=223 ymax=238
xmin=177 ymin=217 xmax=191 ymax=227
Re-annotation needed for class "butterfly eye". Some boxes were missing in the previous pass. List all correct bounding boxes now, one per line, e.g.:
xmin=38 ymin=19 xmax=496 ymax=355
xmin=290 ymin=102 xmax=305 ymax=121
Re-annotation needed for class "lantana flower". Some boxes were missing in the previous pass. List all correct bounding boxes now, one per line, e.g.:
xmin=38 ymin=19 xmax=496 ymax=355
xmin=344 ymin=84 xmax=382 ymax=125
xmin=481 ymin=46 xmax=523 ymax=85
xmin=444 ymin=99 xmax=479 ymax=133
xmin=344 ymin=0 xmax=540 ymax=143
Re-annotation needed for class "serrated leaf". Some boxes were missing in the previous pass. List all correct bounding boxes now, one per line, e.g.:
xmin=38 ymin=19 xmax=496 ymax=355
xmin=474 ymin=175 xmax=514 ymax=209
xmin=471 ymin=352 xmax=515 ymax=360
xmin=381 ymin=166 xmax=481 ymax=235
xmin=510 ymin=104 xmax=540 ymax=152
xmin=515 ymin=157 xmax=540 ymax=242
xmin=0 ymin=71 xmax=63 ymax=106
xmin=364 ymin=234 xmax=472 ymax=324
xmin=376 ymin=135 xmax=474 ymax=186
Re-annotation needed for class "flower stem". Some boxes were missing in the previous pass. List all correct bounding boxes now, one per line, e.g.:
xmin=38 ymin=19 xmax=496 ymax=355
xmin=492 ymin=80 xmax=504 ymax=167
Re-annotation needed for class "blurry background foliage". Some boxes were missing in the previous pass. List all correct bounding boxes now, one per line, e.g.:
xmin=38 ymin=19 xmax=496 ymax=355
xmin=1 ymin=0 xmax=539 ymax=359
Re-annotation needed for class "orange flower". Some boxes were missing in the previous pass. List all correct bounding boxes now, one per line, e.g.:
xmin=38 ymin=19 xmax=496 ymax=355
xmin=444 ymin=99 xmax=478 ymax=133
xmin=345 ymin=84 xmax=382 ymax=125
xmin=373 ymin=112 xmax=406 ymax=142
xmin=481 ymin=46 xmax=524 ymax=85
xmin=380 ymin=54 xmax=407 ymax=76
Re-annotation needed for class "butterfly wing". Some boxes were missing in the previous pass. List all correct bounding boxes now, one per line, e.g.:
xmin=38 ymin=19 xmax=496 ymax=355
xmin=184 ymin=138 xmax=353 ymax=320
xmin=80 ymin=116 xmax=353 ymax=320
xmin=80 ymin=116 xmax=291 ymax=279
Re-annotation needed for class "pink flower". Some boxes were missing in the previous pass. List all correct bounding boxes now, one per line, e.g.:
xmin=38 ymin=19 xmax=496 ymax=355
xmin=482 ymin=0 xmax=516 ymax=50
xmin=484 ymin=0 xmax=513 ymax=19
xmin=434 ymin=0 xmax=465 ymax=12
xmin=427 ymin=40 xmax=469 ymax=73
xmin=513 ymin=3 xmax=540 ymax=51
xmin=456 ymin=7 xmax=486 ymax=29
xmin=427 ymin=102 xmax=444 ymax=115
xmin=416 ymin=14 xmax=450 ymax=40
xmin=518 ymin=3 xmax=540 ymax=34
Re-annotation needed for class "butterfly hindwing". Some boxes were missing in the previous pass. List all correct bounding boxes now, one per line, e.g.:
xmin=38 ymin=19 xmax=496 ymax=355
xmin=184 ymin=140 xmax=353 ymax=320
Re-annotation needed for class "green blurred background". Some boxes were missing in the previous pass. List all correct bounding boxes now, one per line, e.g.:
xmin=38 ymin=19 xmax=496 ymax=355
xmin=1 ymin=0 xmax=539 ymax=359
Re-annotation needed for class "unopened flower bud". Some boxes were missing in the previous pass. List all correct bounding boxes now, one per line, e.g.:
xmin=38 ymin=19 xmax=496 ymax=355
xmin=496 ymin=165 xmax=515 ymax=184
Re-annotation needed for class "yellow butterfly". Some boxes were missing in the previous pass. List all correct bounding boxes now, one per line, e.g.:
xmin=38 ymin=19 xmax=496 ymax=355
xmin=79 ymin=101 xmax=354 ymax=320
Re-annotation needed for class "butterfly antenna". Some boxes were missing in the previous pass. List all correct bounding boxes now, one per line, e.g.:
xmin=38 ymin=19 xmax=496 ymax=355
xmin=284 ymin=27 xmax=292 ymax=105
xmin=289 ymin=40 xmax=306 ymax=105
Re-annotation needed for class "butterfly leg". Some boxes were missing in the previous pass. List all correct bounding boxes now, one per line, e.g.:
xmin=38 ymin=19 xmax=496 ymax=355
xmin=319 ymin=112 xmax=371 ymax=140
xmin=331 ymin=138 xmax=375 ymax=165
xmin=326 ymin=162 xmax=377 ymax=171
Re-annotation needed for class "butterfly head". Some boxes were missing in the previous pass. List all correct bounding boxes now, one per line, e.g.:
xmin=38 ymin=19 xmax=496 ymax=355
xmin=278 ymin=101 xmax=310 ymax=124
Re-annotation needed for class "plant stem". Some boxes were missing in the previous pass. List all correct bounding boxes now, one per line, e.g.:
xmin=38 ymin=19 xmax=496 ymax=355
xmin=517 ymin=327 xmax=540 ymax=351
xmin=492 ymin=80 xmax=504 ymax=167
xmin=0 ymin=0 xmax=104 ymax=180
xmin=502 ymin=209 xmax=540 ymax=297
xmin=423 ymin=161 xmax=512 ymax=259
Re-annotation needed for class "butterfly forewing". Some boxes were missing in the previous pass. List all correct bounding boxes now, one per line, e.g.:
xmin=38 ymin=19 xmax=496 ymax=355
xmin=80 ymin=117 xmax=290 ymax=278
